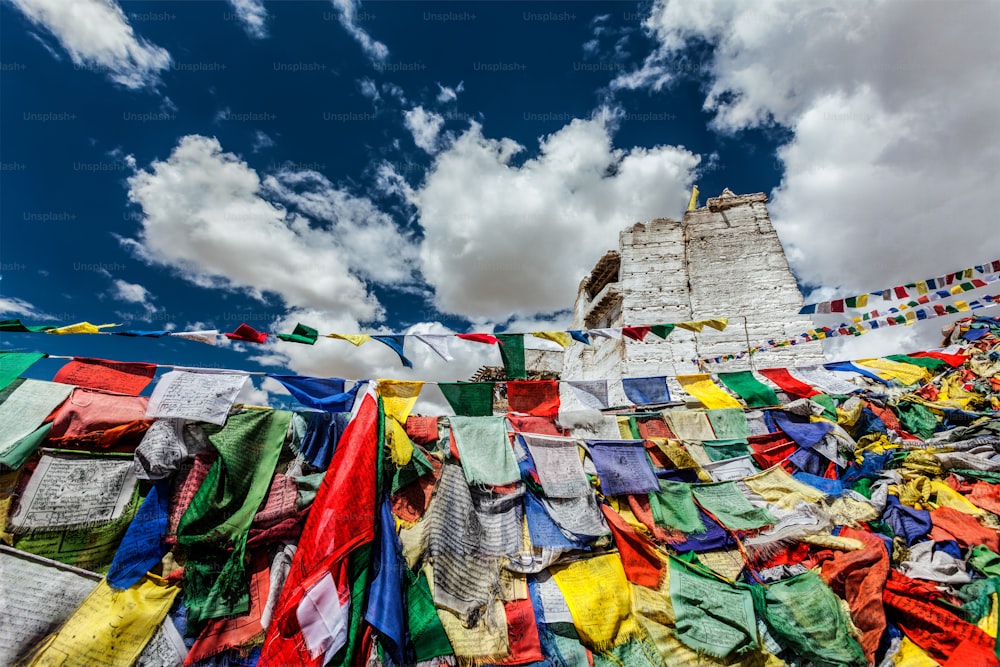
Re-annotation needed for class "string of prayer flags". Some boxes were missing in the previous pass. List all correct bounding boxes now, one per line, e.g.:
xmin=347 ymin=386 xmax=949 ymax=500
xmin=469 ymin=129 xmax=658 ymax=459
xmin=622 ymin=326 xmax=652 ymax=341
xmin=800 ymin=257 xmax=1000 ymax=313
xmin=268 ymin=375 xmax=360 ymax=412
xmin=372 ymin=335 xmax=413 ymax=368
xmin=716 ymin=370 xmax=780 ymax=407
xmin=412 ymin=333 xmax=454 ymax=362
xmin=496 ymin=333 xmax=527 ymax=379
xmin=621 ymin=376 xmax=671 ymax=405
xmin=439 ymin=381 xmax=494 ymax=416
xmin=507 ymin=380 xmax=560 ymax=417
xmin=52 ymin=357 xmax=157 ymax=395
xmin=587 ymin=439 xmax=660 ymax=495
xmin=568 ymin=329 xmax=591 ymax=345
xmin=676 ymin=374 xmax=743 ymax=409
xmin=378 ymin=380 xmax=423 ymax=465
xmin=0 ymin=351 xmax=44 ymax=391
xmin=326 ymin=332 xmax=372 ymax=346
xmin=650 ymin=323 xmax=675 ymax=339
xmin=225 ymin=323 xmax=268 ymax=344
xmin=449 ymin=416 xmax=520 ymax=486
xmin=276 ymin=323 xmax=318 ymax=345
xmin=146 ymin=370 xmax=248 ymax=425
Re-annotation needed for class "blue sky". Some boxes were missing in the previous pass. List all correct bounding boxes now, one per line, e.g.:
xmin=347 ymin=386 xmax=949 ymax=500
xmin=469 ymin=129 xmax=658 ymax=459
xmin=1 ymin=0 xmax=998 ymax=402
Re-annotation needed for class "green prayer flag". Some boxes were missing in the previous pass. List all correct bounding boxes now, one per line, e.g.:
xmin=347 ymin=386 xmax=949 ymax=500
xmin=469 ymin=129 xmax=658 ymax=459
xmin=0 ymin=352 xmax=45 ymax=392
xmin=0 ymin=319 xmax=56 ymax=333
xmin=716 ymin=371 xmax=779 ymax=407
xmin=894 ymin=401 xmax=938 ymax=439
xmin=449 ymin=415 xmax=520 ymax=486
xmin=391 ymin=442 xmax=435 ymax=494
xmin=701 ymin=439 xmax=751 ymax=462
xmin=648 ymin=480 xmax=704 ymax=534
xmin=668 ymin=556 xmax=758 ymax=659
xmin=0 ymin=422 xmax=51 ymax=470
xmin=650 ymin=323 xmax=675 ymax=339
xmin=439 ymin=382 xmax=494 ymax=416
xmin=706 ymin=408 xmax=751 ymax=439
xmin=177 ymin=408 xmax=292 ymax=628
xmin=970 ymin=545 xmax=1000 ymax=578
xmin=691 ymin=481 xmax=774 ymax=531
xmin=496 ymin=333 xmax=527 ymax=380
xmin=752 ymin=571 xmax=866 ymax=667
xmin=810 ymin=393 xmax=838 ymax=422
xmin=885 ymin=354 xmax=945 ymax=371
xmin=276 ymin=322 xmax=318 ymax=345
xmin=407 ymin=568 xmax=454 ymax=661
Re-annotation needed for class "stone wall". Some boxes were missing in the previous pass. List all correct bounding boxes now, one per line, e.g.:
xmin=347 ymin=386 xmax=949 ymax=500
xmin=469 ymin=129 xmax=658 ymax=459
xmin=563 ymin=190 xmax=825 ymax=381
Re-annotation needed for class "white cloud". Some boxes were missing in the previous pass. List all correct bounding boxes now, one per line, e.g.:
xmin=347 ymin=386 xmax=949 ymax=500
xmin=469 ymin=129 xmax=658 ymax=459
xmin=225 ymin=0 xmax=268 ymax=39
xmin=327 ymin=0 xmax=388 ymax=62
xmin=122 ymin=134 xmax=417 ymax=321
xmin=436 ymin=81 xmax=464 ymax=104
xmin=403 ymin=106 xmax=445 ymax=153
xmin=235 ymin=376 xmax=275 ymax=407
xmin=251 ymin=130 xmax=275 ymax=152
xmin=109 ymin=278 xmax=158 ymax=316
xmin=414 ymin=110 xmax=699 ymax=320
xmin=0 ymin=296 xmax=51 ymax=320
xmin=621 ymin=0 xmax=1000 ymax=354
xmin=8 ymin=0 xmax=171 ymax=89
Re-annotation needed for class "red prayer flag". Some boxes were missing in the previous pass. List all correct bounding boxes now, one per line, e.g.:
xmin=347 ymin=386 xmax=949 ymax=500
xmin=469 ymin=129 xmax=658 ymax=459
xmin=894 ymin=286 xmax=909 ymax=299
xmin=621 ymin=326 xmax=651 ymax=341
xmin=506 ymin=380 xmax=560 ymax=417
xmin=260 ymin=392 xmax=380 ymax=666
xmin=52 ymin=357 xmax=157 ymax=395
xmin=600 ymin=505 xmax=665 ymax=588
xmin=225 ymin=323 xmax=268 ymax=343
xmin=757 ymin=368 xmax=821 ymax=399
xmin=456 ymin=333 xmax=499 ymax=345
xmin=496 ymin=599 xmax=544 ymax=665
xmin=830 ymin=299 xmax=845 ymax=313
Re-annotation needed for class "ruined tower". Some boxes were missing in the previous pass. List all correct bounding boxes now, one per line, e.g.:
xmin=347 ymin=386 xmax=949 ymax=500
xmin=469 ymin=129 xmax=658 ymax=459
xmin=562 ymin=190 xmax=825 ymax=387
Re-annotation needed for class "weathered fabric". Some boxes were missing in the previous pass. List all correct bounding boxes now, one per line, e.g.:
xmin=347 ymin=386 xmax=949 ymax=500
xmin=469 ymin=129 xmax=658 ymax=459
xmin=564 ymin=379 xmax=610 ymax=410
xmin=621 ymin=376 xmax=671 ymax=405
xmin=0 ymin=351 xmax=44 ymax=391
xmin=268 ymin=375 xmax=359 ymax=412
xmin=520 ymin=433 xmax=590 ymax=498
xmin=706 ymin=408 xmax=751 ymax=440
xmin=586 ymin=439 xmax=660 ymax=495
xmin=406 ymin=567 xmax=454 ymax=662
xmin=754 ymin=570 xmax=867 ymax=667
xmin=107 ymin=480 xmax=170 ymax=589
xmin=507 ymin=380 xmax=560 ymax=417
xmin=550 ymin=553 xmax=641 ymax=652
xmin=663 ymin=408 xmax=717 ymax=441
xmin=177 ymin=409 xmax=291 ymax=628
xmin=379 ymin=380 xmax=423 ymax=465
xmin=53 ymin=357 xmax=157 ymax=395
xmin=539 ymin=492 xmax=608 ymax=542
xmin=146 ymin=370 xmax=249 ymax=425
xmin=716 ymin=371 xmax=780 ymax=407
xmin=449 ymin=416 xmax=520 ymax=485
xmin=423 ymin=462 xmax=504 ymax=625
xmin=438 ymin=382 xmax=494 ymax=417
xmin=691 ymin=481 xmax=774 ymax=531
xmin=648 ymin=480 xmax=705 ymax=534
xmin=8 ymin=453 xmax=138 ymax=533
xmin=601 ymin=504 xmax=666 ymax=588
xmin=668 ymin=555 xmax=758 ymax=658
xmin=25 ymin=574 xmax=180 ymax=667
xmin=0 ymin=379 xmax=74 ymax=468
xmin=496 ymin=333 xmax=527 ymax=380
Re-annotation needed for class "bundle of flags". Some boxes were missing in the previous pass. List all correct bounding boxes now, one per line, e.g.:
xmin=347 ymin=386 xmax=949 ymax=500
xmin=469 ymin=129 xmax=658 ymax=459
xmin=0 ymin=317 xmax=999 ymax=666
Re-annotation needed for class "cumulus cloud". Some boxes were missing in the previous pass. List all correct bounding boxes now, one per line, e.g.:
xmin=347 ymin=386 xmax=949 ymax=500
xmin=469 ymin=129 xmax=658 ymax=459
xmin=327 ymin=0 xmax=388 ymax=62
xmin=108 ymin=278 xmax=159 ymax=317
xmin=619 ymin=0 xmax=1000 ymax=356
xmin=7 ymin=0 xmax=171 ymax=89
xmin=225 ymin=0 xmax=268 ymax=39
xmin=403 ymin=106 xmax=445 ymax=153
xmin=121 ymin=134 xmax=417 ymax=321
xmin=436 ymin=81 xmax=464 ymax=104
xmin=413 ymin=110 xmax=699 ymax=321
xmin=0 ymin=296 xmax=51 ymax=320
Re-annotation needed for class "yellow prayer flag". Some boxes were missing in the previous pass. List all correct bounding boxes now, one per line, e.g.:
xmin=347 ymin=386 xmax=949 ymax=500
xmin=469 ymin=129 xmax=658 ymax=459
xmin=25 ymin=575 xmax=179 ymax=667
xmin=687 ymin=185 xmax=699 ymax=211
xmin=47 ymin=322 xmax=118 ymax=335
xmin=950 ymin=284 xmax=964 ymax=295
xmin=676 ymin=374 xmax=743 ymax=409
xmin=955 ymin=300 xmax=971 ymax=312
xmin=915 ymin=280 xmax=928 ymax=295
xmin=377 ymin=379 xmax=423 ymax=465
xmin=531 ymin=331 xmax=573 ymax=348
xmin=326 ymin=333 xmax=373 ymax=346
xmin=854 ymin=358 xmax=931 ymax=386
xmin=855 ymin=293 xmax=869 ymax=308
xmin=550 ymin=553 xmax=641 ymax=651
xmin=702 ymin=318 xmax=729 ymax=332
xmin=676 ymin=321 xmax=704 ymax=333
